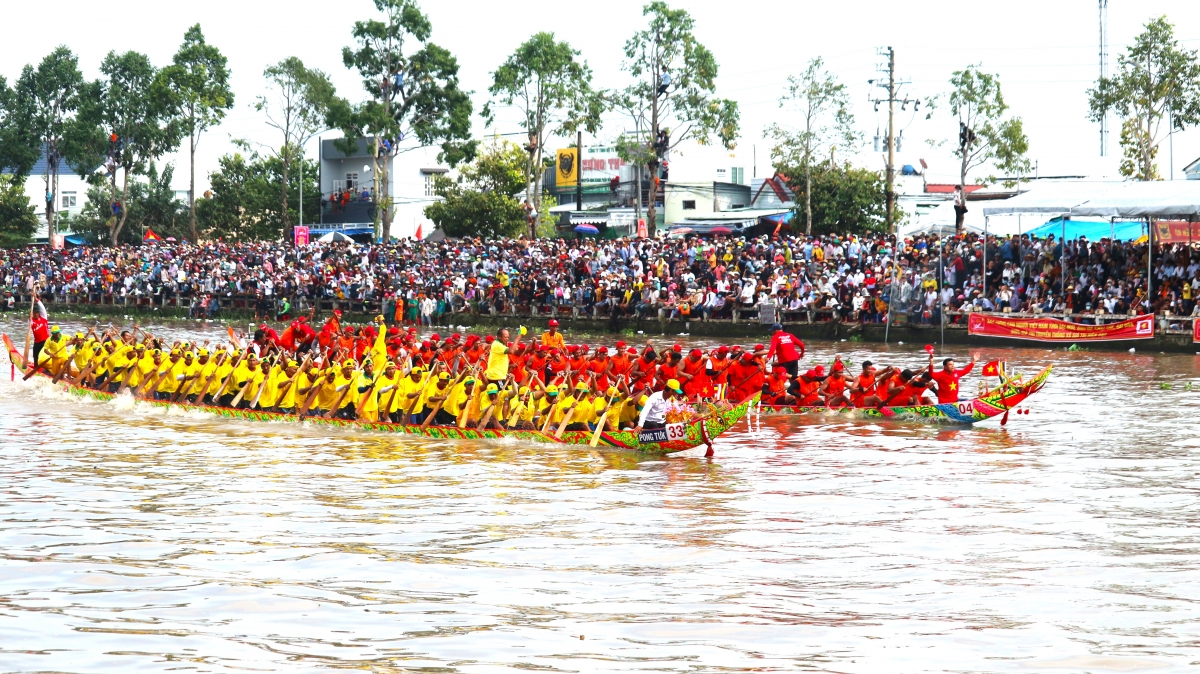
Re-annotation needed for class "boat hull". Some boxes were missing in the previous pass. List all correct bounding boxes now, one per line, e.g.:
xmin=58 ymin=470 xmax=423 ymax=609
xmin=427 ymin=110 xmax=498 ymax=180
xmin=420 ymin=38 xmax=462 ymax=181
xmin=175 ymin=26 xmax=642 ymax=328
xmin=4 ymin=334 xmax=754 ymax=453
xmin=757 ymin=365 xmax=1052 ymax=425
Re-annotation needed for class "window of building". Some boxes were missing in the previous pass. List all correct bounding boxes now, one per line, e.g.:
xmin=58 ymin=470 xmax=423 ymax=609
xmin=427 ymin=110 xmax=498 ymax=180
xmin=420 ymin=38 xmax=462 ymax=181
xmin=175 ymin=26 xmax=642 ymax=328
xmin=345 ymin=172 xmax=358 ymax=190
xmin=61 ymin=192 xmax=76 ymax=208
xmin=424 ymin=173 xmax=434 ymax=197
xmin=731 ymin=167 xmax=744 ymax=184
xmin=682 ymin=200 xmax=696 ymax=210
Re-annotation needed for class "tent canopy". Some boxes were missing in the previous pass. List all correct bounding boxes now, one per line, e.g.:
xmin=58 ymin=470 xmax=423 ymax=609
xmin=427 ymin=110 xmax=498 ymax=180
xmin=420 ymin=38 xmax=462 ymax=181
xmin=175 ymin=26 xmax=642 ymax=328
xmin=983 ymin=180 xmax=1200 ymax=219
xmin=1023 ymin=218 xmax=1146 ymax=242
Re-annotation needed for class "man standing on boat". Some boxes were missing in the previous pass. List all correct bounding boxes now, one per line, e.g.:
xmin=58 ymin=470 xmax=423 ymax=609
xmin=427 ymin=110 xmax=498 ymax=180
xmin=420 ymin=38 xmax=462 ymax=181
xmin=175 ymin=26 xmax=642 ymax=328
xmin=928 ymin=352 xmax=976 ymax=403
xmin=767 ymin=324 xmax=805 ymax=377
xmin=541 ymin=320 xmax=565 ymax=350
xmin=485 ymin=326 xmax=525 ymax=388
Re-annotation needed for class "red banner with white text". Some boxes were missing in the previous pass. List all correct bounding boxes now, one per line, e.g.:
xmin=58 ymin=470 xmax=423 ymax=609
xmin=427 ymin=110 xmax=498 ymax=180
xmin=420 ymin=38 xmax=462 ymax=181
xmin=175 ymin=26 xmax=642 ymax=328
xmin=1153 ymin=221 xmax=1200 ymax=244
xmin=967 ymin=313 xmax=1155 ymax=342
xmin=1194 ymin=317 xmax=1200 ymax=344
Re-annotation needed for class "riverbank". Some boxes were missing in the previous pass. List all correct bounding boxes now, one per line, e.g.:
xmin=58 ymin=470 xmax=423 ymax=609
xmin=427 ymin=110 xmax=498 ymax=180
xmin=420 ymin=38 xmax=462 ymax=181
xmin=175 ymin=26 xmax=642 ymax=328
xmin=25 ymin=300 xmax=1199 ymax=354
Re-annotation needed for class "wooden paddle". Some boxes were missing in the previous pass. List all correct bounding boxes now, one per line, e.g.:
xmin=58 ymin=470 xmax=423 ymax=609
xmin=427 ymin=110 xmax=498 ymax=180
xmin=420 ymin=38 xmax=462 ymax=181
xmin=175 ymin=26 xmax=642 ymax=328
xmin=228 ymin=369 xmax=259 ymax=408
xmin=248 ymin=362 xmax=274 ymax=409
xmin=134 ymin=360 xmax=170 ymax=399
xmin=297 ymin=363 xmax=330 ymax=418
xmin=353 ymin=367 xmax=379 ymax=420
xmin=553 ymin=405 xmax=577 ymax=440
xmin=456 ymin=378 xmax=480 ymax=429
xmin=588 ymin=395 xmax=621 ymax=447
xmin=506 ymin=388 xmax=534 ymax=429
xmin=21 ymin=285 xmax=40 ymax=370
xmin=227 ymin=326 xmax=244 ymax=350
xmin=269 ymin=356 xmax=309 ymax=412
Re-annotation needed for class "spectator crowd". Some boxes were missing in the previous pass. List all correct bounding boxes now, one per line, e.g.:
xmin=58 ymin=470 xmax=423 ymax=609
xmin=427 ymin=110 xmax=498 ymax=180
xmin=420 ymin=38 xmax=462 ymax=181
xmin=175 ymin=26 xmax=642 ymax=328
xmin=1 ymin=229 xmax=1197 ymax=327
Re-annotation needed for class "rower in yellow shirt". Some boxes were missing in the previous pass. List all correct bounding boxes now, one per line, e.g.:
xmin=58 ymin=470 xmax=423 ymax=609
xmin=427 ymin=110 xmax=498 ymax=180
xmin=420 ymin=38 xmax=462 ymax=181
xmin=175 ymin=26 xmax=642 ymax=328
xmin=186 ymin=349 xmax=217 ymax=403
xmin=396 ymin=365 xmax=430 ymax=424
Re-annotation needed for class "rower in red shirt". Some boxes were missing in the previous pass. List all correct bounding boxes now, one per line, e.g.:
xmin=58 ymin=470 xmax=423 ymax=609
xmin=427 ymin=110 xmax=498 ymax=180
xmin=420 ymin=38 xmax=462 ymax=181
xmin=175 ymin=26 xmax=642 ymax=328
xmin=724 ymin=352 xmax=762 ymax=402
xmin=679 ymin=348 xmax=714 ymax=399
xmin=849 ymin=361 xmax=895 ymax=408
xmin=928 ymin=352 xmax=976 ymax=404
xmin=819 ymin=358 xmax=850 ymax=408
xmin=794 ymin=366 xmax=825 ymax=406
xmin=587 ymin=347 xmax=613 ymax=390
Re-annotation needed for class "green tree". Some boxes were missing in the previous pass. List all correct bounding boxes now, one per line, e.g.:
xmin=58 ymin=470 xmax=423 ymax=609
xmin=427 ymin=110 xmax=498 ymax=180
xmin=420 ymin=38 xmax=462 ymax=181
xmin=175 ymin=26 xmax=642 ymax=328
xmin=613 ymin=1 xmax=739 ymax=236
xmin=197 ymin=151 xmax=319 ymax=241
xmin=162 ymin=23 xmax=234 ymax=243
xmin=928 ymin=65 xmax=1030 ymax=231
xmin=424 ymin=139 xmax=525 ymax=239
xmin=484 ymin=32 xmax=602 ymax=238
xmin=766 ymin=57 xmax=858 ymax=236
xmin=12 ymin=47 xmax=85 ymax=239
xmin=67 ymin=50 xmax=182 ymax=245
xmin=780 ymin=163 xmax=891 ymax=236
xmin=0 ymin=174 xmax=38 ymax=246
xmin=254 ymin=57 xmax=336 ymax=239
xmin=333 ymin=0 xmax=475 ymax=242
xmin=1088 ymin=16 xmax=1200 ymax=180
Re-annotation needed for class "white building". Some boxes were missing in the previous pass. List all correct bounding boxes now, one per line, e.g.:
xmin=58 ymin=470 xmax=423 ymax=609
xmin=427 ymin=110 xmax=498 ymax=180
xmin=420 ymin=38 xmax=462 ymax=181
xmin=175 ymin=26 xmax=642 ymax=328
xmin=19 ymin=150 xmax=95 ymax=243
xmin=316 ymin=137 xmax=449 ymax=241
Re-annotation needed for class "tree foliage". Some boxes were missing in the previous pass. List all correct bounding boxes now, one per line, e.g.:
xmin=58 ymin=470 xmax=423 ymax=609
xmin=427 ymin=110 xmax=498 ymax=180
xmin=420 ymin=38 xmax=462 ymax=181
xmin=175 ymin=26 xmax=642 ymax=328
xmin=484 ymin=32 xmax=602 ymax=237
xmin=0 ymin=174 xmax=38 ymax=246
xmin=1088 ymin=16 xmax=1200 ymax=180
xmin=928 ymin=65 xmax=1029 ymax=228
xmin=614 ymin=1 xmax=739 ymax=235
xmin=766 ymin=57 xmax=858 ymax=236
xmin=67 ymin=50 xmax=182 ymax=245
xmin=12 ymin=47 xmax=86 ymax=238
xmin=197 ymin=151 xmax=319 ymax=242
xmin=424 ymin=139 xmax=525 ymax=239
xmin=255 ymin=57 xmax=335 ymax=235
xmin=776 ymin=163 xmax=891 ymax=236
xmin=163 ymin=24 xmax=234 ymax=242
xmin=332 ymin=0 xmax=475 ymax=241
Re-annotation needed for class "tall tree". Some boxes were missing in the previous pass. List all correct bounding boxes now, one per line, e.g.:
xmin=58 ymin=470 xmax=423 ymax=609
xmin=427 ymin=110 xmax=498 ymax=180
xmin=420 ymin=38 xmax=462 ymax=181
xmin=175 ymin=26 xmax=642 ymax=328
xmin=614 ymin=1 xmax=739 ymax=236
xmin=13 ymin=47 xmax=84 ymax=239
xmin=766 ymin=57 xmax=858 ymax=236
xmin=254 ymin=57 xmax=335 ymax=239
xmin=484 ymin=32 xmax=602 ymax=238
xmin=1088 ymin=16 xmax=1200 ymax=181
xmin=929 ymin=65 xmax=1029 ymax=232
xmin=197 ymin=150 xmax=319 ymax=241
xmin=163 ymin=24 xmax=234 ymax=243
xmin=332 ymin=0 xmax=475 ymax=242
xmin=67 ymin=50 xmax=182 ymax=245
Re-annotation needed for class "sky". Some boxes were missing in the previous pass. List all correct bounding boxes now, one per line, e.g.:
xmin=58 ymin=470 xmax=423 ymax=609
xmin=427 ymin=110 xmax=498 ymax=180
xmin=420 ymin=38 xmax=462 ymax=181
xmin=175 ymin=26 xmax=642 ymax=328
xmin=4 ymin=0 xmax=1199 ymax=192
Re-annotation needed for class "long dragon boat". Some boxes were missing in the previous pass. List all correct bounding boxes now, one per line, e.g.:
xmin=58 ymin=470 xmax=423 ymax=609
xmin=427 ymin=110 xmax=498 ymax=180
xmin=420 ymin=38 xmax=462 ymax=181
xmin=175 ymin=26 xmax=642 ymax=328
xmin=3 ymin=334 xmax=753 ymax=454
xmin=756 ymin=365 xmax=1052 ymax=425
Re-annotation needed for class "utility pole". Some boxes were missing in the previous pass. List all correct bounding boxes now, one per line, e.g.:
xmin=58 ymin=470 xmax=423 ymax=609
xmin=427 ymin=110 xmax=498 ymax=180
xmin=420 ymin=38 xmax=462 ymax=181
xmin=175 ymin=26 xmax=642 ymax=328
xmin=1098 ymin=0 xmax=1109 ymax=156
xmin=869 ymin=47 xmax=913 ymax=234
xmin=576 ymin=130 xmax=583 ymax=211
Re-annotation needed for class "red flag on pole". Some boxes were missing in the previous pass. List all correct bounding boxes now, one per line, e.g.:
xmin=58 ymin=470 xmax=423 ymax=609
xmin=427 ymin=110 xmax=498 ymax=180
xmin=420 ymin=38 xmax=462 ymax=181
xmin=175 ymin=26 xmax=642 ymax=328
xmin=981 ymin=360 xmax=1003 ymax=378
xmin=415 ymin=223 xmax=423 ymax=241
xmin=143 ymin=229 xmax=162 ymax=243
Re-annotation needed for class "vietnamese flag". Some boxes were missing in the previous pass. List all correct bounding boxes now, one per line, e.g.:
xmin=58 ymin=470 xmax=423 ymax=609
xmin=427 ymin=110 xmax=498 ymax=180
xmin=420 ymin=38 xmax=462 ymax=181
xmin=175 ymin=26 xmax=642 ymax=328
xmin=143 ymin=228 xmax=162 ymax=243
xmin=981 ymin=360 xmax=1004 ymax=378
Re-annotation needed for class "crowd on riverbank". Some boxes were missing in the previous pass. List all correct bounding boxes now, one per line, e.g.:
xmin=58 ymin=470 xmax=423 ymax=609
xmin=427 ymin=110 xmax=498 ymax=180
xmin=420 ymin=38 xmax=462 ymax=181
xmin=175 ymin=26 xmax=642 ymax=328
xmin=1 ymin=231 xmax=1197 ymax=325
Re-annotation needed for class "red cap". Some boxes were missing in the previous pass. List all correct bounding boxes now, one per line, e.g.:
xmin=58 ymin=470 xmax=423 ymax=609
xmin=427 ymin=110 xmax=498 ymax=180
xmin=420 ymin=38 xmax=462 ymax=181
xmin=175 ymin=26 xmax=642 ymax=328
xmin=832 ymin=361 xmax=845 ymax=372
xmin=814 ymin=365 xmax=825 ymax=376
xmin=485 ymin=335 xmax=495 ymax=343
xmin=580 ymin=344 xmax=588 ymax=351
xmin=333 ymin=309 xmax=342 ymax=316
xmin=259 ymin=323 xmax=268 ymax=330
xmin=673 ymin=343 xmax=682 ymax=352
xmin=548 ymin=319 xmax=559 ymax=327
xmin=615 ymin=340 xmax=626 ymax=348
xmin=406 ymin=326 xmax=417 ymax=333
xmin=431 ymin=333 xmax=440 ymax=341
xmin=628 ymin=347 xmax=638 ymax=355
xmin=451 ymin=333 xmax=461 ymax=340
xmin=690 ymin=348 xmax=702 ymax=357
xmin=924 ymin=344 xmax=935 ymax=354
xmin=597 ymin=347 xmax=608 ymax=355
xmin=741 ymin=352 xmax=754 ymax=361
xmin=773 ymin=366 xmax=786 ymax=375
xmin=388 ymin=327 xmax=399 ymax=335
xmin=717 ymin=345 xmax=729 ymax=354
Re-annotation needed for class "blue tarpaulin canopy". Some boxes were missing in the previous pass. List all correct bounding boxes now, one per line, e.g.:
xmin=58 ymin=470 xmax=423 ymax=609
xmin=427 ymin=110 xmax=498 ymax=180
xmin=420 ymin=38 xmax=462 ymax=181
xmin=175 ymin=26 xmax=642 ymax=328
xmin=1024 ymin=217 xmax=1146 ymax=242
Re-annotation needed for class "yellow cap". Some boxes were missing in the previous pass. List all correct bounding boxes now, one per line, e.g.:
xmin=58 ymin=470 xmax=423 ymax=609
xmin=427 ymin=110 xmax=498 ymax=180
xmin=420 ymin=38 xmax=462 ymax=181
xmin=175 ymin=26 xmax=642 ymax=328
xmin=343 ymin=359 xmax=356 ymax=368
xmin=606 ymin=386 xmax=619 ymax=397
xmin=666 ymin=378 xmax=683 ymax=394
xmin=574 ymin=381 xmax=589 ymax=392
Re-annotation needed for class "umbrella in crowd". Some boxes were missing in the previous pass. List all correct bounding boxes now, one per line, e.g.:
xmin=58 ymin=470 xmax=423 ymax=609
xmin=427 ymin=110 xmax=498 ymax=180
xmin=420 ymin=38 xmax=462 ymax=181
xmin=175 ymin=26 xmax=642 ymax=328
xmin=573 ymin=224 xmax=599 ymax=236
xmin=318 ymin=231 xmax=354 ymax=243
